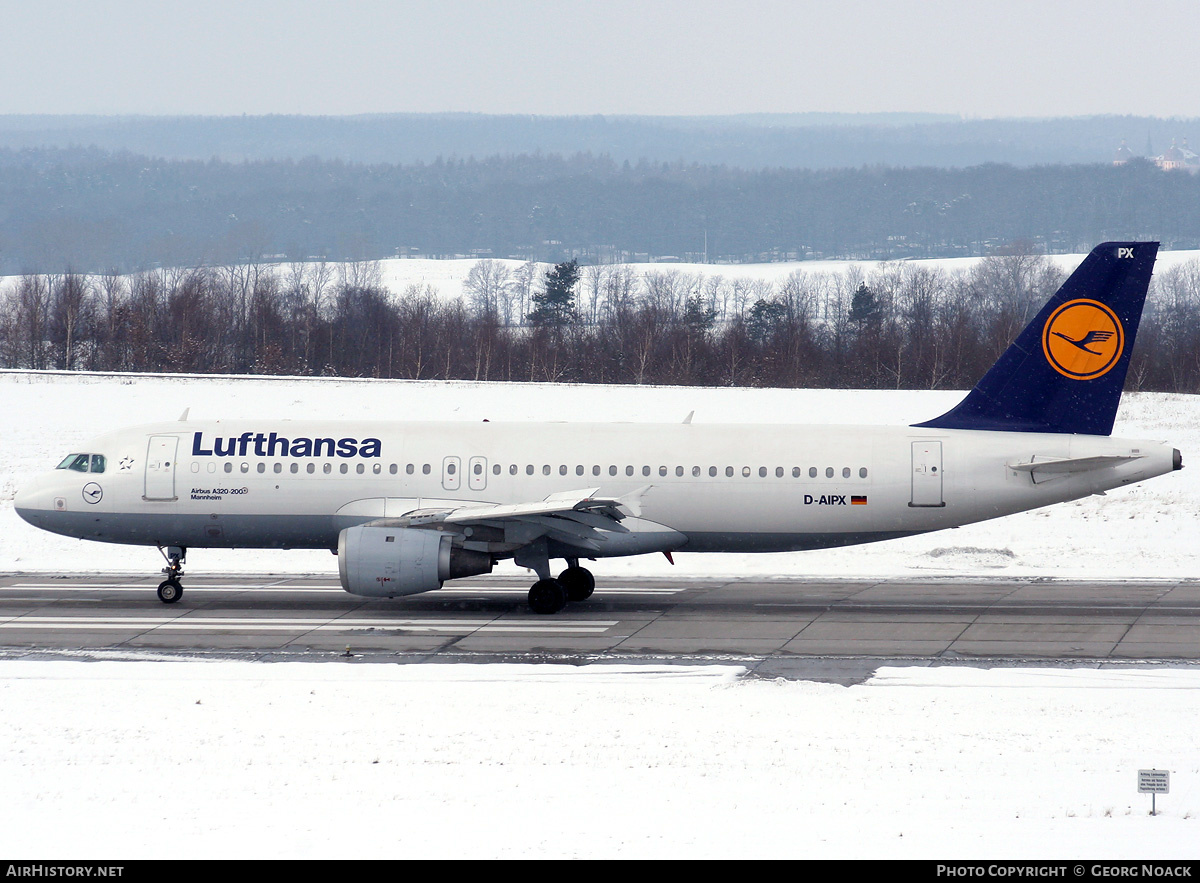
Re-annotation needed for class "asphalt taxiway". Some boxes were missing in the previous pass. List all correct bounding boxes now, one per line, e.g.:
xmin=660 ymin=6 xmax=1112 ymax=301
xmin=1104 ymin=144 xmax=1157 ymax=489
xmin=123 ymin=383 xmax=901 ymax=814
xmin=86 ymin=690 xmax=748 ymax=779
xmin=2 ymin=573 xmax=1198 ymax=682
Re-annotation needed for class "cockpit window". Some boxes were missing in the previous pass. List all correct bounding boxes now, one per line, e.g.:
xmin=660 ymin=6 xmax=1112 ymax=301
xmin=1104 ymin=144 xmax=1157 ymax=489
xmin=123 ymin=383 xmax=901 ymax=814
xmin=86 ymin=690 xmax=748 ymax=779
xmin=56 ymin=453 xmax=105 ymax=473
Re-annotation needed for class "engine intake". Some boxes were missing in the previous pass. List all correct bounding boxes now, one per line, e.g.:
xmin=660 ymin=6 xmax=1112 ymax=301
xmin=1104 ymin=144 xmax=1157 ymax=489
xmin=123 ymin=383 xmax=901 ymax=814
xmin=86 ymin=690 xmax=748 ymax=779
xmin=338 ymin=525 xmax=492 ymax=597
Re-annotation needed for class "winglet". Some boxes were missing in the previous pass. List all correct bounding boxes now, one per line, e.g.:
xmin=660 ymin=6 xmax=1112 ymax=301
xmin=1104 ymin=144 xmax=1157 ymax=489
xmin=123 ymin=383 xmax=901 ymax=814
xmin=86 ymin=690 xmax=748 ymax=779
xmin=915 ymin=242 xmax=1158 ymax=435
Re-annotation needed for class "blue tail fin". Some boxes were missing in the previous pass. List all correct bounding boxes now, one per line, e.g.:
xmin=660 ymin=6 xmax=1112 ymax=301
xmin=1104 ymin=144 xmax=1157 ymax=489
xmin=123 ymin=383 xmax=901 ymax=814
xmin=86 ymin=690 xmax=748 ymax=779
xmin=915 ymin=242 xmax=1158 ymax=435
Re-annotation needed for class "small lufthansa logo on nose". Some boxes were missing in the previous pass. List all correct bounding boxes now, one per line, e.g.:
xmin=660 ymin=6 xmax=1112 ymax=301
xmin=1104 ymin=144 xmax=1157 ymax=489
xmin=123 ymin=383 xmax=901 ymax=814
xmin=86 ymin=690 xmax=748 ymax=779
xmin=82 ymin=482 xmax=103 ymax=505
xmin=1042 ymin=298 xmax=1124 ymax=380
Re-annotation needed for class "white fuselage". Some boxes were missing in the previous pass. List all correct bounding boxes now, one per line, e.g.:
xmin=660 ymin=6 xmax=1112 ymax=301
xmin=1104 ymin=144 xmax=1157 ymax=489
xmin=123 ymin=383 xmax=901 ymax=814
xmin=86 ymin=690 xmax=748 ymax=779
xmin=15 ymin=418 xmax=1179 ymax=557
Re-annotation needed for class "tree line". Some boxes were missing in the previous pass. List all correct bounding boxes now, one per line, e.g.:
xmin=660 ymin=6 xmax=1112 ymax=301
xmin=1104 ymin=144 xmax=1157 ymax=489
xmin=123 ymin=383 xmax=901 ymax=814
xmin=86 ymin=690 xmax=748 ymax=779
xmin=3 ymin=147 xmax=1200 ymax=274
xmin=4 ymin=252 xmax=1200 ymax=394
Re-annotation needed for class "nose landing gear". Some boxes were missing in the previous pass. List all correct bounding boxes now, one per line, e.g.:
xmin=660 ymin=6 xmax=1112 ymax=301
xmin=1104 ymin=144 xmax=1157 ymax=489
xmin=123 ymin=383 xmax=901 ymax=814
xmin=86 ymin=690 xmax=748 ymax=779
xmin=156 ymin=545 xmax=186 ymax=603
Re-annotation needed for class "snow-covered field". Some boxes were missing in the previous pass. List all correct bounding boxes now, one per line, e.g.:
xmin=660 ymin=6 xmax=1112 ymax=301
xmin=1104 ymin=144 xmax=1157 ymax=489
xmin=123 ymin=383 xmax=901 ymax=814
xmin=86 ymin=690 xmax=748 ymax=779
xmin=2 ymin=347 xmax=1199 ymax=859
xmin=370 ymin=249 xmax=1200 ymax=302
xmin=1 ymin=659 xmax=1197 ymax=859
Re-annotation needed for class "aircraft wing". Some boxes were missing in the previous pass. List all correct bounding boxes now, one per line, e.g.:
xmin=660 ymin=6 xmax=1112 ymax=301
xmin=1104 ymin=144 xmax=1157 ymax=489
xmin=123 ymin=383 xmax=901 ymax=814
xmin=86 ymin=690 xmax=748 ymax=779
xmin=396 ymin=486 xmax=654 ymax=553
xmin=442 ymin=487 xmax=643 ymax=523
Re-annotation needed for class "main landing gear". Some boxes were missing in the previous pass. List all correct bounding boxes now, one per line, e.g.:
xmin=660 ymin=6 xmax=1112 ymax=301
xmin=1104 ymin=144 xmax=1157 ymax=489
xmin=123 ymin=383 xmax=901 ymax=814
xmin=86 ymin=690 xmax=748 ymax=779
xmin=526 ymin=562 xmax=596 ymax=615
xmin=156 ymin=545 xmax=186 ymax=604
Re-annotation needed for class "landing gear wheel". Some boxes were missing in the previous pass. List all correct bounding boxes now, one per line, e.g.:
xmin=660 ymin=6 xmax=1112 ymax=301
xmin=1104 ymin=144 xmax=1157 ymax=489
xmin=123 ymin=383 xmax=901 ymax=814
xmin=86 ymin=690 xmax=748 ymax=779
xmin=157 ymin=579 xmax=183 ymax=604
xmin=558 ymin=566 xmax=595 ymax=602
xmin=528 ymin=578 xmax=568 ymax=615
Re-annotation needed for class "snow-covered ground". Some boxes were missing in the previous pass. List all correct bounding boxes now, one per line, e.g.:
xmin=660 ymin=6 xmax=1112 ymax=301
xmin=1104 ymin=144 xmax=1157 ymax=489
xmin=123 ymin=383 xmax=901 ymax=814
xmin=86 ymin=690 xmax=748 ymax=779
xmin=370 ymin=249 xmax=1200 ymax=303
xmin=1 ymin=659 xmax=1197 ymax=859
xmin=2 ymin=369 xmax=1198 ymax=859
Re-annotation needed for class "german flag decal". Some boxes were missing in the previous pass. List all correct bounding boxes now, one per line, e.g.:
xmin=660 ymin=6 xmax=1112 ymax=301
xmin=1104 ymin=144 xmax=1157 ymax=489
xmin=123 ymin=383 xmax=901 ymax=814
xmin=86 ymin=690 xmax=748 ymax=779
xmin=851 ymin=495 xmax=868 ymax=505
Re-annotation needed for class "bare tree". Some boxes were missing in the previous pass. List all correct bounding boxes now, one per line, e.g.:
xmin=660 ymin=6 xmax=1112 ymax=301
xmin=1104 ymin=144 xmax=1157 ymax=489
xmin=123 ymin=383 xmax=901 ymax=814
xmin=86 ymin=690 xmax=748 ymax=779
xmin=463 ymin=259 xmax=513 ymax=322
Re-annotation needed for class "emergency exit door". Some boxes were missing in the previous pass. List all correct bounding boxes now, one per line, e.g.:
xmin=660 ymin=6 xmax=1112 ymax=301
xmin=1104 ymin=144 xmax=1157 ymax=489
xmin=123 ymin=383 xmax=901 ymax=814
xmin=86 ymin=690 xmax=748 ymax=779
xmin=910 ymin=441 xmax=945 ymax=507
xmin=144 ymin=436 xmax=179 ymax=501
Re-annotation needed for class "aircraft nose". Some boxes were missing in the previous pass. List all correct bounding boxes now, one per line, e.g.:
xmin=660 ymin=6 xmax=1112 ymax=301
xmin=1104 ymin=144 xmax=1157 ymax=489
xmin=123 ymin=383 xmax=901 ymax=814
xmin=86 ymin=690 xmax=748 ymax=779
xmin=14 ymin=474 xmax=55 ymax=527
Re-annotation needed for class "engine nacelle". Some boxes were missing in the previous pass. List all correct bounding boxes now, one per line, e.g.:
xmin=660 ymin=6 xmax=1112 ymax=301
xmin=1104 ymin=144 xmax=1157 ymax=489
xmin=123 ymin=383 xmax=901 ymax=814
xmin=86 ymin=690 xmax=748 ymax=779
xmin=338 ymin=525 xmax=492 ymax=598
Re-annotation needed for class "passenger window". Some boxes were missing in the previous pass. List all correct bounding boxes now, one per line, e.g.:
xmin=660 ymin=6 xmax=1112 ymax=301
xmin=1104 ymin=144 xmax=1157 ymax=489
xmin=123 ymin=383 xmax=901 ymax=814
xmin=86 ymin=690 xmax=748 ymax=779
xmin=527 ymin=465 xmax=534 ymax=475
xmin=474 ymin=463 xmax=483 ymax=475
xmin=792 ymin=467 xmax=801 ymax=478
xmin=543 ymin=465 xmax=551 ymax=475
xmin=775 ymin=467 xmax=784 ymax=478
xmin=492 ymin=464 xmax=501 ymax=475
xmin=559 ymin=465 xmax=567 ymax=475
xmin=291 ymin=463 xmax=299 ymax=474
xmin=274 ymin=463 xmax=282 ymax=474
xmin=406 ymin=464 xmax=414 ymax=475
xmin=826 ymin=467 xmax=834 ymax=478
xmin=422 ymin=464 xmax=431 ymax=475
xmin=371 ymin=464 xmax=379 ymax=474
xmin=593 ymin=466 xmax=601 ymax=476
xmin=389 ymin=464 xmax=397 ymax=474
xmin=576 ymin=465 xmax=584 ymax=476
xmin=809 ymin=467 xmax=818 ymax=478
xmin=725 ymin=466 xmax=733 ymax=477
xmin=324 ymin=463 xmax=332 ymax=474
xmin=758 ymin=467 xmax=767 ymax=477
xmin=510 ymin=464 xmax=518 ymax=475
xmin=241 ymin=462 xmax=249 ymax=473
xmin=742 ymin=467 xmax=751 ymax=477
xmin=609 ymin=466 xmax=617 ymax=476
xmin=659 ymin=466 xmax=668 ymax=477
xmin=307 ymin=463 xmax=315 ymax=474
xmin=692 ymin=466 xmax=700 ymax=477
xmin=859 ymin=467 xmax=868 ymax=478
xmin=225 ymin=463 xmax=233 ymax=473
xmin=626 ymin=466 xmax=634 ymax=476
xmin=709 ymin=467 xmax=717 ymax=477
xmin=843 ymin=467 xmax=851 ymax=478
xmin=257 ymin=463 xmax=266 ymax=474
xmin=447 ymin=463 xmax=456 ymax=475
xmin=642 ymin=466 xmax=650 ymax=477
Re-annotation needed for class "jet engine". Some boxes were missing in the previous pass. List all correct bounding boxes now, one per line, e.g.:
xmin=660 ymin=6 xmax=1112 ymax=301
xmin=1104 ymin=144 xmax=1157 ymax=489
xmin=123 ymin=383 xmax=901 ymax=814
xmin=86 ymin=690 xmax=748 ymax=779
xmin=338 ymin=525 xmax=492 ymax=597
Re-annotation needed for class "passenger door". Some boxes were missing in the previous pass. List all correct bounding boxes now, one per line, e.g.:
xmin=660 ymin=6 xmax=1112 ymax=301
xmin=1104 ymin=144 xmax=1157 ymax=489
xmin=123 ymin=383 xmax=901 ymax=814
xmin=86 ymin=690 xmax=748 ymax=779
xmin=144 ymin=436 xmax=179 ymax=501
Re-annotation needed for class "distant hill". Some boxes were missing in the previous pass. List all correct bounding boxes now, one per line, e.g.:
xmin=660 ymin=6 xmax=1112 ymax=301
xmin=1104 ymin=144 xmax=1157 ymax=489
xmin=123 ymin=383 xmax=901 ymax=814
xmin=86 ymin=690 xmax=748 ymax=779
xmin=1 ymin=112 xmax=1197 ymax=169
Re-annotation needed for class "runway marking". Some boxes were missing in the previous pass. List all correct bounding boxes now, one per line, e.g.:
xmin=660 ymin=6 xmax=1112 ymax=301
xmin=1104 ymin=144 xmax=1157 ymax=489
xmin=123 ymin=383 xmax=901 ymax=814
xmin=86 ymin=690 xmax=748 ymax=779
xmin=4 ymin=583 xmax=681 ymax=595
xmin=0 ymin=615 xmax=621 ymax=634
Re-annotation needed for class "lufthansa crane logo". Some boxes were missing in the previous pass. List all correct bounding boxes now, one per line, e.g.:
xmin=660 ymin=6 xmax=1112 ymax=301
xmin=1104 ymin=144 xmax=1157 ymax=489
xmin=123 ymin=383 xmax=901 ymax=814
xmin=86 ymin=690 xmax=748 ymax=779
xmin=1042 ymin=299 xmax=1124 ymax=380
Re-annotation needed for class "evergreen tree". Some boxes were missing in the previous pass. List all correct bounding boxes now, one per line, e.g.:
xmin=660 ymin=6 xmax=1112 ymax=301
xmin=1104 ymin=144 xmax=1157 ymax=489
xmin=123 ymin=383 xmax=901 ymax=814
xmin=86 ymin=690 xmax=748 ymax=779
xmin=528 ymin=259 xmax=579 ymax=328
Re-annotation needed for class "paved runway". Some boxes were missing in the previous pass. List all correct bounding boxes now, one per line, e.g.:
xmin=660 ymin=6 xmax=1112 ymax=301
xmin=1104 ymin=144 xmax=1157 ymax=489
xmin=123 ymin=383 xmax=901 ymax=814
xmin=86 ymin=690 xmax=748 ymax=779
xmin=2 ymin=573 xmax=1199 ymax=682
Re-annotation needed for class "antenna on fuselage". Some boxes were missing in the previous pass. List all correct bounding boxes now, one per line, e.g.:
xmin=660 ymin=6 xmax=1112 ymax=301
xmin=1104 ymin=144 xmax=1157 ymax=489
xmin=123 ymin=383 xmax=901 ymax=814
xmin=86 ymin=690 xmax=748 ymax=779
xmin=178 ymin=408 xmax=190 ymax=422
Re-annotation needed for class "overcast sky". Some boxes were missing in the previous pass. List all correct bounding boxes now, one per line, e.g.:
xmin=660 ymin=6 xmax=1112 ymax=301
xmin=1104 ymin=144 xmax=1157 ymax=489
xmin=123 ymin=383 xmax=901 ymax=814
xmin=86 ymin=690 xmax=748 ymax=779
xmin=3 ymin=0 xmax=1198 ymax=118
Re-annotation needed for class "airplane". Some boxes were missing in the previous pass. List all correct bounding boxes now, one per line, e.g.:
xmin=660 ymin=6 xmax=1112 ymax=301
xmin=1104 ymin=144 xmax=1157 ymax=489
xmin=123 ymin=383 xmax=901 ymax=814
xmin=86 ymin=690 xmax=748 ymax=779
xmin=14 ymin=242 xmax=1182 ymax=614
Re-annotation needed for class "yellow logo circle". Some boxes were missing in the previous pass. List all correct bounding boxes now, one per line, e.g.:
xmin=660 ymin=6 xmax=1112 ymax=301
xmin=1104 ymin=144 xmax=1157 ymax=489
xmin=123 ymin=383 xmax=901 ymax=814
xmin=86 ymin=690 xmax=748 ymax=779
xmin=1042 ymin=299 xmax=1124 ymax=380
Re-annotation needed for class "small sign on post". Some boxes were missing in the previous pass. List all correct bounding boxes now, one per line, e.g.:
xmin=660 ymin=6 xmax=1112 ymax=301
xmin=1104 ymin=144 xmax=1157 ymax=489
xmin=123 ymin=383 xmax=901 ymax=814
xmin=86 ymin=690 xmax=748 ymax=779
xmin=1138 ymin=769 xmax=1169 ymax=815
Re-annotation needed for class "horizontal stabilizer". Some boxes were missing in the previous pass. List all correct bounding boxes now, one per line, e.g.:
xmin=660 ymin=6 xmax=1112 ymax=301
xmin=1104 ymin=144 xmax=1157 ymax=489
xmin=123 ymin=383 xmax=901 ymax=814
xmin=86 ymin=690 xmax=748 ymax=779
xmin=1008 ymin=454 xmax=1141 ymax=475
